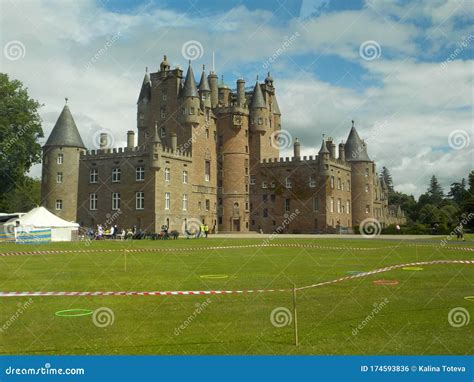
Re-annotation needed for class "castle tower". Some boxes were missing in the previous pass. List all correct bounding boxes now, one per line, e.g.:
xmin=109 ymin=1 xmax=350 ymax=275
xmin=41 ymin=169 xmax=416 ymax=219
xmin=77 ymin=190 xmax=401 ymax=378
xmin=179 ymin=61 xmax=200 ymax=127
xmin=216 ymin=77 xmax=250 ymax=232
xmin=344 ymin=121 xmax=374 ymax=226
xmin=198 ymin=65 xmax=211 ymax=110
xmin=41 ymin=100 xmax=86 ymax=221
xmin=137 ymin=68 xmax=151 ymax=146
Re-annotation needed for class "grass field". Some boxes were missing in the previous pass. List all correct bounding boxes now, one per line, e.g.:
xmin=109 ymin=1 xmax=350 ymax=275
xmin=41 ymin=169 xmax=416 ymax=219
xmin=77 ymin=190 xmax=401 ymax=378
xmin=0 ymin=237 xmax=473 ymax=355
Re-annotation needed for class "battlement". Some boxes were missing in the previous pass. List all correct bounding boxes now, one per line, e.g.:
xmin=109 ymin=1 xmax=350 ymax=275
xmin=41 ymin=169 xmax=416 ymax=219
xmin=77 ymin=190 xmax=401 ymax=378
xmin=80 ymin=144 xmax=192 ymax=160
xmin=260 ymin=155 xmax=351 ymax=169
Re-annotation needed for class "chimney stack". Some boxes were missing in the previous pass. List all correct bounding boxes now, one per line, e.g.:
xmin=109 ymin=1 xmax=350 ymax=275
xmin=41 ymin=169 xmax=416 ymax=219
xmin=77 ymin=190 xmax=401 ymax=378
xmin=171 ymin=133 xmax=178 ymax=152
xmin=99 ymin=133 xmax=108 ymax=149
xmin=293 ymin=138 xmax=301 ymax=159
xmin=127 ymin=131 xmax=135 ymax=148
xmin=237 ymin=78 xmax=246 ymax=107
xmin=339 ymin=142 xmax=345 ymax=161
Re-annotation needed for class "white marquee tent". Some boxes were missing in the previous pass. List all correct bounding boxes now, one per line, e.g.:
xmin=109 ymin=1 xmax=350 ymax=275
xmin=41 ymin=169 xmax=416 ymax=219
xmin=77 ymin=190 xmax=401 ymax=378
xmin=3 ymin=206 xmax=79 ymax=242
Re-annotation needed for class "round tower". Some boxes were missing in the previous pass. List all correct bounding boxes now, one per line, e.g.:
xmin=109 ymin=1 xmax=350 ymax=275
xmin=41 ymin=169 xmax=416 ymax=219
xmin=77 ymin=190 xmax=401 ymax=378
xmin=344 ymin=121 xmax=374 ymax=226
xmin=41 ymin=100 xmax=86 ymax=221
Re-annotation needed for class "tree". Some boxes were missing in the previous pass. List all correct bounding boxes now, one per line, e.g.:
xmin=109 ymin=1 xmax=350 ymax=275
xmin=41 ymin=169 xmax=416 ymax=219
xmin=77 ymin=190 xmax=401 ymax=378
xmin=427 ymin=175 xmax=444 ymax=206
xmin=0 ymin=177 xmax=41 ymax=212
xmin=381 ymin=166 xmax=394 ymax=193
xmin=0 ymin=73 xmax=43 ymax=207
xmin=448 ymin=179 xmax=468 ymax=204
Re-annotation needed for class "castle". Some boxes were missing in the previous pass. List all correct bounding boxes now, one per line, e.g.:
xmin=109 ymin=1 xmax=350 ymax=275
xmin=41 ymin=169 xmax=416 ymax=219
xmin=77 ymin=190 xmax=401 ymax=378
xmin=40 ymin=55 xmax=405 ymax=234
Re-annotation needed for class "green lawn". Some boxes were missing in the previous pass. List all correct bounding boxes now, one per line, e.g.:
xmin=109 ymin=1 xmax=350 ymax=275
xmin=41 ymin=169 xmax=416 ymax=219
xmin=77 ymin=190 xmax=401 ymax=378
xmin=0 ymin=237 xmax=473 ymax=355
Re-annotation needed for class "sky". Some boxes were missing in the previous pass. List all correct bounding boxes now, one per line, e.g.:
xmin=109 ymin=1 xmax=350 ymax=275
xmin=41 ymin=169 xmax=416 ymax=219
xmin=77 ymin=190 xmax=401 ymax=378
xmin=0 ymin=0 xmax=472 ymax=198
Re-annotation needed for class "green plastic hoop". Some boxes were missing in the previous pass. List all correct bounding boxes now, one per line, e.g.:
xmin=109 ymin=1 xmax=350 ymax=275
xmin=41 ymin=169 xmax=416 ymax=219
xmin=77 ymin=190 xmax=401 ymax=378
xmin=464 ymin=296 xmax=474 ymax=302
xmin=199 ymin=274 xmax=229 ymax=279
xmin=55 ymin=309 xmax=93 ymax=317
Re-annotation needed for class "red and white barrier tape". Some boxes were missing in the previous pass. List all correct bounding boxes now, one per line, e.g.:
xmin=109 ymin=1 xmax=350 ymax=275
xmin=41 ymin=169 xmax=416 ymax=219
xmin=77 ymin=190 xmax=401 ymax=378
xmin=1 ymin=243 xmax=472 ymax=258
xmin=0 ymin=259 xmax=472 ymax=297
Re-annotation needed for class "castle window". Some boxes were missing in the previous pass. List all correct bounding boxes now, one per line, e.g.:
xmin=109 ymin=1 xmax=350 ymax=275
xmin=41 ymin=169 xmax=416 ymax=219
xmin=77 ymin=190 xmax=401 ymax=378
xmin=89 ymin=169 xmax=98 ymax=183
xmin=337 ymin=199 xmax=341 ymax=213
xmin=341 ymin=181 xmax=344 ymax=191
xmin=182 ymin=194 xmax=188 ymax=211
xmin=245 ymin=145 xmax=248 ymax=153
xmin=198 ymin=201 xmax=202 ymax=211
xmin=250 ymin=176 xmax=256 ymax=185
xmin=365 ymin=168 xmax=369 ymax=177
xmin=309 ymin=177 xmax=316 ymax=188
xmin=270 ymin=181 xmax=276 ymax=188
xmin=182 ymin=108 xmax=187 ymax=115
xmin=346 ymin=201 xmax=350 ymax=214
xmin=204 ymin=160 xmax=210 ymax=182
xmin=365 ymin=204 xmax=370 ymax=213
xmin=161 ymin=108 xmax=166 ymax=119
xmin=112 ymin=168 xmax=121 ymax=183
xmin=160 ymin=127 xmax=166 ymax=138
xmin=347 ymin=180 xmax=350 ymax=191
xmin=165 ymin=192 xmax=171 ymax=210
xmin=55 ymin=199 xmax=63 ymax=210
xmin=337 ymin=178 xmax=342 ymax=189
xmin=89 ymin=193 xmax=97 ymax=210
xmin=245 ymin=129 xmax=248 ymax=137
xmin=136 ymin=192 xmax=144 ymax=210
xmin=190 ymin=107 xmax=195 ymax=115
xmin=313 ymin=197 xmax=319 ymax=212
xmin=263 ymin=208 xmax=268 ymax=218
xmin=162 ymin=93 xmax=167 ymax=101
xmin=262 ymin=181 xmax=268 ymax=189
xmin=206 ymin=129 xmax=209 ymax=139
xmin=285 ymin=199 xmax=290 ymax=212
xmin=245 ymin=167 xmax=249 ymax=175
xmin=330 ymin=176 xmax=334 ymax=189
xmin=330 ymin=198 xmax=334 ymax=213
xmin=271 ymin=194 xmax=276 ymax=202
xmin=245 ymin=201 xmax=249 ymax=211
xmin=57 ymin=154 xmax=63 ymax=164
xmin=165 ymin=168 xmax=170 ymax=182
xmin=206 ymin=110 xmax=210 ymax=121
xmin=365 ymin=184 xmax=369 ymax=193
xmin=245 ymin=184 xmax=248 ymax=192
xmin=136 ymin=167 xmax=145 ymax=181
xmin=205 ymin=199 xmax=210 ymax=211
xmin=285 ymin=177 xmax=292 ymax=189
xmin=56 ymin=172 xmax=63 ymax=183
xmin=258 ymin=117 xmax=263 ymax=125
xmin=183 ymin=170 xmax=188 ymax=184
xmin=112 ymin=193 xmax=120 ymax=210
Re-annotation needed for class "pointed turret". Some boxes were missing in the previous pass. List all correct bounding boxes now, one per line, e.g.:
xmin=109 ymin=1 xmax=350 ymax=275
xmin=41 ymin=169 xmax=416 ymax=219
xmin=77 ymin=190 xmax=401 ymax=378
xmin=265 ymin=72 xmax=274 ymax=86
xmin=150 ymin=122 xmax=162 ymax=169
xmin=152 ymin=122 xmax=161 ymax=144
xmin=318 ymin=136 xmax=330 ymax=155
xmin=344 ymin=120 xmax=371 ymax=162
xmin=137 ymin=69 xmax=151 ymax=103
xmin=160 ymin=55 xmax=170 ymax=71
xmin=182 ymin=61 xmax=198 ymax=98
xmin=44 ymin=103 xmax=85 ymax=148
xmin=198 ymin=65 xmax=211 ymax=93
xmin=250 ymin=80 xmax=266 ymax=109
xmin=272 ymin=95 xmax=281 ymax=115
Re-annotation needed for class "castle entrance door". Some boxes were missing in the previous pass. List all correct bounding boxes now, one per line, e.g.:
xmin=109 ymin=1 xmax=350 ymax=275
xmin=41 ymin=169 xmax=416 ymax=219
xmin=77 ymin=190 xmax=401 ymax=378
xmin=232 ymin=219 xmax=240 ymax=232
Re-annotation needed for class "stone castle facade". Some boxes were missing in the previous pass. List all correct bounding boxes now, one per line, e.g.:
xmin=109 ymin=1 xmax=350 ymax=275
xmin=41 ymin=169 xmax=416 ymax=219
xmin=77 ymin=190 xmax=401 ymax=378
xmin=41 ymin=55 xmax=405 ymax=233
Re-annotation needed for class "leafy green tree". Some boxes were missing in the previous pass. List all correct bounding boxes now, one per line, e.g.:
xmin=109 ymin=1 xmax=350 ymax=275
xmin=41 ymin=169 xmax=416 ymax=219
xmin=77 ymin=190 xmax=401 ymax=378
xmin=0 ymin=73 xmax=43 ymax=208
xmin=381 ymin=166 xmax=394 ymax=193
xmin=448 ymin=179 xmax=468 ymax=204
xmin=0 ymin=177 xmax=41 ymax=212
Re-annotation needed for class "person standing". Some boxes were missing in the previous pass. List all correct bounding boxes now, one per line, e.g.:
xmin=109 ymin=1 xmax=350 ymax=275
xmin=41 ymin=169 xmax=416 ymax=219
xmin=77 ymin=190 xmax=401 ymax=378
xmin=396 ymin=224 xmax=401 ymax=234
xmin=204 ymin=224 xmax=209 ymax=238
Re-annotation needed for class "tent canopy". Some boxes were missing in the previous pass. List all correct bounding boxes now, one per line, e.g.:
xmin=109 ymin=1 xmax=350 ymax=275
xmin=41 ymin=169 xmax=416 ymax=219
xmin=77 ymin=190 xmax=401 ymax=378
xmin=4 ymin=206 xmax=79 ymax=228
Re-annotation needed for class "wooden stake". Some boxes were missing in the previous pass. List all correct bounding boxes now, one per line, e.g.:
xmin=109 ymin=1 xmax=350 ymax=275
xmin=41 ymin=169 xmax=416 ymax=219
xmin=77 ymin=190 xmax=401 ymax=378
xmin=293 ymin=284 xmax=299 ymax=346
xmin=124 ymin=249 xmax=127 ymax=272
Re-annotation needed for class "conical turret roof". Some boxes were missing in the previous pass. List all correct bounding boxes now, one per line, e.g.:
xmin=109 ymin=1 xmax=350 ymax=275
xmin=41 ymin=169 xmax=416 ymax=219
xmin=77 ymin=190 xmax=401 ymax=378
xmin=250 ymin=81 xmax=266 ymax=109
xmin=344 ymin=122 xmax=371 ymax=162
xmin=152 ymin=123 xmax=161 ymax=143
xmin=318 ymin=137 xmax=329 ymax=154
xmin=272 ymin=95 xmax=281 ymax=115
xmin=182 ymin=62 xmax=198 ymax=97
xmin=44 ymin=104 xmax=85 ymax=148
xmin=137 ymin=71 xmax=151 ymax=103
xmin=198 ymin=66 xmax=210 ymax=92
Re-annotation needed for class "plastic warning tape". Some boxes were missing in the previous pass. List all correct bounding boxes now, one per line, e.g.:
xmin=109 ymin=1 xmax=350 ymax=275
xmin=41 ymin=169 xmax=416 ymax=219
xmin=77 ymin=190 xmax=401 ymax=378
xmin=1 ymin=243 xmax=472 ymax=258
xmin=0 ymin=259 xmax=472 ymax=297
